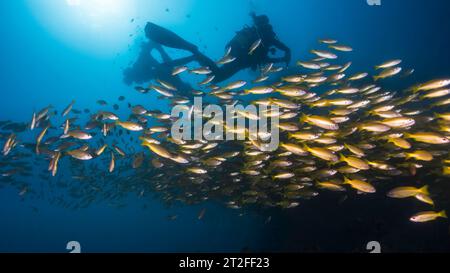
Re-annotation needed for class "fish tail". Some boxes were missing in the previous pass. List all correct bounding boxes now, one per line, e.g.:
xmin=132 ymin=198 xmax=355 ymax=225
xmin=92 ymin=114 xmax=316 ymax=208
xmin=361 ymin=111 xmax=370 ymax=118
xmin=420 ymin=185 xmax=430 ymax=196
xmin=327 ymin=160 xmax=338 ymax=167
xmin=412 ymin=86 xmax=421 ymax=93
xmin=308 ymin=103 xmax=316 ymax=108
xmin=444 ymin=167 xmax=450 ymax=175
xmin=300 ymin=113 xmax=308 ymax=123
xmin=373 ymin=76 xmax=379 ymax=82
xmin=302 ymin=143 xmax=310 ymax=151
xmin=343 ymin=176 xmax=350 ymax=184
xmin=115 ymin=121 xmax=124 ymax=128
xmin=440 ymin=210 xmax=448 ymax=218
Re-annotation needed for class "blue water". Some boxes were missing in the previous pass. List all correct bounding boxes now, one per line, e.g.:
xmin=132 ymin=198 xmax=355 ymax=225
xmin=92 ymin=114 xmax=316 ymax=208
xmin=0 ymin=0 xmax=450 ymax=252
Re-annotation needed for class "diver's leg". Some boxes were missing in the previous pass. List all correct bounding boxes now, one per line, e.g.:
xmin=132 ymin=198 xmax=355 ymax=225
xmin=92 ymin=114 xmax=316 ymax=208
xmin=153 ymin=43 xmax=172 ymax=64
xmin=193 ymin=52 xmax=219 ymax=72
xmin=152 ymin=40 xmax=196 ymax=68
xmin=163 ymin=55 xmax=197 ymax=67
xmin=145 ymin=22 xmax=218 ymax=72
xmin=212 ymin=64 xmax=243 ymax=84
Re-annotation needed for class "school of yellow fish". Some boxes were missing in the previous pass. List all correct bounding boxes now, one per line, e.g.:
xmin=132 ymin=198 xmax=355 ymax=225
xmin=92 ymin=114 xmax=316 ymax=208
xmin=1 ymin=38 xmax=449 ymax=223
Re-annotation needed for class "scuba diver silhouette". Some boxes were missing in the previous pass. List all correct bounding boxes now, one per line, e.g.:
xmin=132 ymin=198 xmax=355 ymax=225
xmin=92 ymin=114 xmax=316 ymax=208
xmin=123 ymin=13 xmax=291 ymax=91
xmin=215 ymin=13 xmax=292 ymax=82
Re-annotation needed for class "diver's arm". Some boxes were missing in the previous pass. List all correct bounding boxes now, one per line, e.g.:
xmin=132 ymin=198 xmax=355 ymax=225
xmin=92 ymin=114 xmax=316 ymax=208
xmin=271 ymin=39 xmax=291 ymax=66
xmin=155 ymin=44 xmax=172 ymax=63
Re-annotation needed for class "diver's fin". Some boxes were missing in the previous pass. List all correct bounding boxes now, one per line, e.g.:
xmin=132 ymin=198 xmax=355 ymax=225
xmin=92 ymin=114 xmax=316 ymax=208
xmin=145 ymin=22 xmax=198 ymax=53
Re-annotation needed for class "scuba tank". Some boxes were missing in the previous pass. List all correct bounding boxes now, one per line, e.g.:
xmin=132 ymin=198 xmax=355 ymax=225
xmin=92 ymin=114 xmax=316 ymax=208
xmin=228 ymin=26 xmax=260 ymax=56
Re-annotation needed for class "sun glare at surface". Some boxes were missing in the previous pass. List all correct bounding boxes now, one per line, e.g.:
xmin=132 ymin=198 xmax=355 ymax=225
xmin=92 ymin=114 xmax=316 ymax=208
xmin=66 ymin=0 xmax=81 ymax=6
xmin=26 ymin=0 xmax=193 ymax=57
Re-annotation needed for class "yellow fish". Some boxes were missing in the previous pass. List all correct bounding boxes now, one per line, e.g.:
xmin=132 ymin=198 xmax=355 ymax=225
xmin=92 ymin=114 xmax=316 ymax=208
xmin=410 ymin=211 xmax=447 ymax=223
xmin=387 ymin=185 xmax=429 ymax=198
xmin=388 ymin=137 xmax=411 ymax=149
xmin=406 ymin=150 xmax=433 ymax=161
xmin=304 ymin=145 xmax=338 ymax=162
xmin=404 ymin=132 xmax=449 ymax=144
xmin=141 ymin=142 xmax=172 ymax=159
xmin=302 ymin=114 xmax=339 ymax=130
xmin=116 ymin=121 xmax=144 ymax=132
xmin=316 ymin=181 xmax=346 ymax=192
xmin=340 ymin=154 xmax=370 ymax=170
xmin=343 ymin=177 xmax=376 ymax=193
